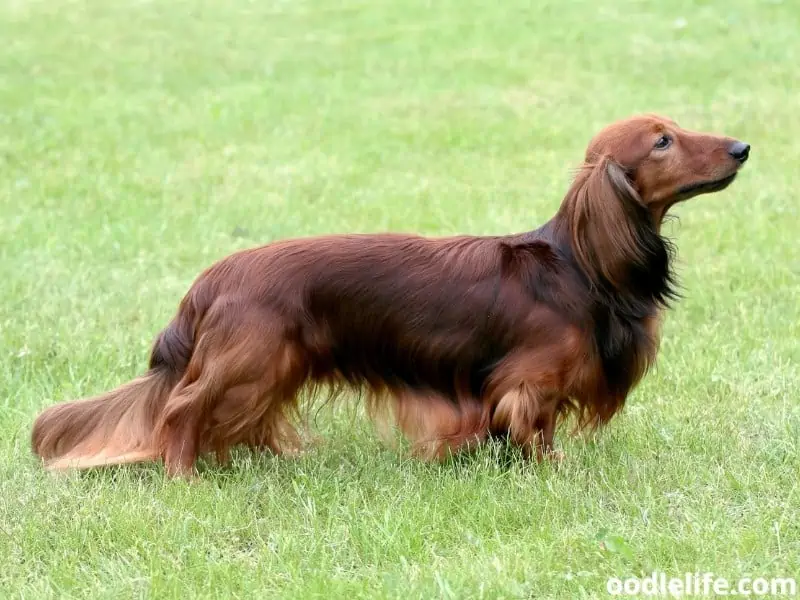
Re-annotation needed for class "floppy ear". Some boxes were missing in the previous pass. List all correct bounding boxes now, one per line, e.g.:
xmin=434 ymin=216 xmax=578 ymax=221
xmin=563 ymin=157 xmax=661 ymax=292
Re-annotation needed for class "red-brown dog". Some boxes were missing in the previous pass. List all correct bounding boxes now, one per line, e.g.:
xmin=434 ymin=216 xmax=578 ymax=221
xmin=31 ymin=115 xmax=749 ymax=477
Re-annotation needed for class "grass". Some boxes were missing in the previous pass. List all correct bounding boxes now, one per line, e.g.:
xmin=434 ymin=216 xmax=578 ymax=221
xmin=1 ymin=0 xmax=799 ymax=597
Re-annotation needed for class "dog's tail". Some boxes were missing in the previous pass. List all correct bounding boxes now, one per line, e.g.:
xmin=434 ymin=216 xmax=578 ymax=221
xmin=31 ymin=304 xmax=198 ymax=471
xmin=31 ymin=369 xmax=178 ymax=470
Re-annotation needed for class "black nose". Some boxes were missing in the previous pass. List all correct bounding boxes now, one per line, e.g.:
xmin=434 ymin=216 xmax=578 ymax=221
xmin=728 ymin=141 xmax=750 ymax=163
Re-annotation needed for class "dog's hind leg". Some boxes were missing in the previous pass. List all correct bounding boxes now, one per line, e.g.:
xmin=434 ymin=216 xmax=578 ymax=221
xmin=155 ymin=303 xmax=309 ymax=477
xmin=157 ymin=376 xmax=216 ymax=477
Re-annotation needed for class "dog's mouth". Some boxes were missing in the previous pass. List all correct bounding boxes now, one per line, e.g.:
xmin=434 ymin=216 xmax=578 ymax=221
xmin=676 ymin=172 xmax=738 ymax=197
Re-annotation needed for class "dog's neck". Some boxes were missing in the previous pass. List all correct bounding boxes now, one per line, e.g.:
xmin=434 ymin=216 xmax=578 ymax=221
xmin=541 ymin=211 xmax=677 ymax=318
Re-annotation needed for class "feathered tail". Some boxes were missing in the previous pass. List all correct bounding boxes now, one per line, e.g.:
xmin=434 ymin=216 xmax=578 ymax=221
xmin=31 ymin=295 xmax=200 ymax=471
xmin=31 ymin=370 xmax=178 ymax=470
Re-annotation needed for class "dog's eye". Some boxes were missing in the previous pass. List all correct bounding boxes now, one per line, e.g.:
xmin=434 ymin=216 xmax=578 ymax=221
xmin=654 ymin=135 xmax=672 ymax=150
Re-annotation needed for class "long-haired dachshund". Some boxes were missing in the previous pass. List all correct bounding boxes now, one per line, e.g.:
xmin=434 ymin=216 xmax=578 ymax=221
xmin=31 ymin=115 xmax=749 ymax=477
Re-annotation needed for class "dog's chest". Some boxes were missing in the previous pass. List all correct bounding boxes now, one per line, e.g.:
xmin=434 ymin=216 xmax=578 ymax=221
xmin=593 ymin=308 xmax=662 ymax=396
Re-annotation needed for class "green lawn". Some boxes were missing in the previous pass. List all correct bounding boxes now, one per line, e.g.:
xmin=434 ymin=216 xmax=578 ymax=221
xmin=2 ymin=0 xmax=799 ymax=598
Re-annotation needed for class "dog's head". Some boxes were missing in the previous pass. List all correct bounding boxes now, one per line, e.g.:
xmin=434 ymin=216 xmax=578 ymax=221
xmin=584 ymin=114 xmax=749 ymax=221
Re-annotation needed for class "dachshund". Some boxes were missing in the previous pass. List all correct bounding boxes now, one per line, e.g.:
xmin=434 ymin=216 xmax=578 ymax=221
xmin=31 ymin=114 xmax=750 ymax=477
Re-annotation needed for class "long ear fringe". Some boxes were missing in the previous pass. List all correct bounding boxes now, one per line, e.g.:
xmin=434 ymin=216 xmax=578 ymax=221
xmin=561 ymin=157 xmax=676 ymax=306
